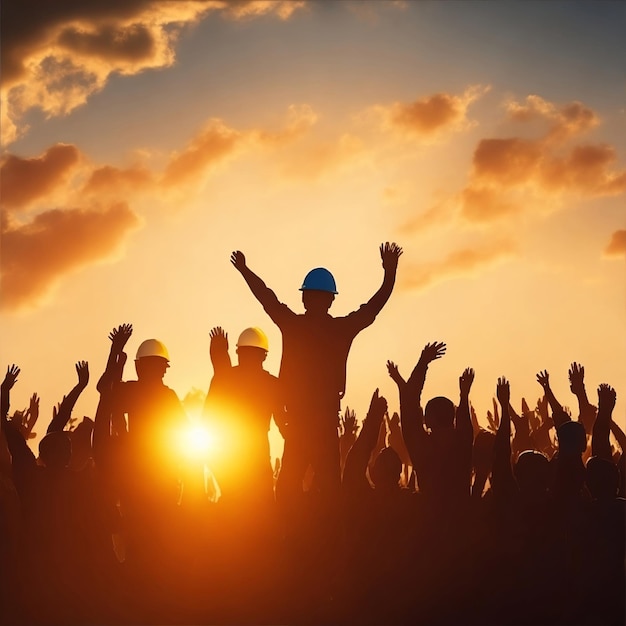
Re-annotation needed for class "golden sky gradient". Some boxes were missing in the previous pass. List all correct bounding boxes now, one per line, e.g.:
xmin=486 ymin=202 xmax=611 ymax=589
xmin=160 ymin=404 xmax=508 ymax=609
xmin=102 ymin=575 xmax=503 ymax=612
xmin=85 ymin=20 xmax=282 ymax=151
xmin=2 ymin=1 xmax=625 ymax=457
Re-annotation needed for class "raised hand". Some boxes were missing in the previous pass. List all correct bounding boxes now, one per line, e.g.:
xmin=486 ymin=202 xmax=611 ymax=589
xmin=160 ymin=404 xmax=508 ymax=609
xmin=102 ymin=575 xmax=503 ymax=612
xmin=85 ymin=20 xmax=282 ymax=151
xmin=210 ymin=326 xmax=229 ymax=349
xmin=597 ymin=383 xmax=616 ymax=413
xmin=379 ymin=242 xmax=403 ymax=272
xmin=486 ymin=405 xmax=500 ymax=434
xmin=2 ymin=364 xmax=20 ymax=390
xmin=341 ymin=407 xmax=359 ymax=439
xmin=75 ymin=361 xmax=89 ymax=388
xmin=419 ymin=341 xmax=447 ymax=365
xmin=368 ymin=388 xmax=388 ymax=421
xmin=386 ymin=360 xmax=405 ymax=387
xmin=568 ymin=362 xmax=585 ymax=395
xmin=25 ymin=393 xmax=40 ymax=438
xmin=109 ymin=323 xmax=133 ymax=352
xmin=459 ymin=367 xmax=475 ymax=396
xmin=230 ymin=250 xmax=247 ymax=272
xmin=496 ymin=377 xmax=510 ymax=407
xmin=536 ymin=369 xmax=550 ymax=390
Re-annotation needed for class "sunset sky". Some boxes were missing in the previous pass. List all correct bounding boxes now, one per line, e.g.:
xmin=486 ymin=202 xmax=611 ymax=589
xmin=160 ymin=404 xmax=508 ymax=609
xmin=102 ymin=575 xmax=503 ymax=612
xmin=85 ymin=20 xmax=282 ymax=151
xmin=2 ymin=0 xmax=625 ymax=457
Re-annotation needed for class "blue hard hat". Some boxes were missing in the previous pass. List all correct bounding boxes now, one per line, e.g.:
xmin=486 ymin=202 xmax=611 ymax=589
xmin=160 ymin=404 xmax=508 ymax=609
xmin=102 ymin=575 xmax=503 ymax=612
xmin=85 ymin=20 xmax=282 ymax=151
xmin=299 ymin=267 xmax=338 ymax=294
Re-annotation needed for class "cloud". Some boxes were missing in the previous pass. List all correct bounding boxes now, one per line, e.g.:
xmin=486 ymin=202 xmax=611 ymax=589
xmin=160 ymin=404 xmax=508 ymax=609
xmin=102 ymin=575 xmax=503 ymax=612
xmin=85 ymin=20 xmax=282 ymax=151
xmin=604 ymin=230 xmax=626 ymax=258
xmin=1 ymin=202 xmax=140 ymax=311
xmin=0 ymin=144 xmax=81 ymax=210
xmin=1 ymin=1 xmax=306 ymax=145
xmin=400 ymin=239 xmax=516 ymax=291
xmin=161 ymin=119 xmax=244 ymax=188
xmin=278 ymin=133 xmax=365 ymax=180
xmin=371 ymin=85 xmax=490 ymax=139
xmin=504 ymin=95 xmax=599 ymax=141
xmin=82 ymin=163 xmax=154 ymax=196
xmin=398 ymin=199 xmax=456 ymax=234
xmin=460 ymin=95 xmax=626 ymax=223
xmin=255 ymin=104 xmax=318 ymax=146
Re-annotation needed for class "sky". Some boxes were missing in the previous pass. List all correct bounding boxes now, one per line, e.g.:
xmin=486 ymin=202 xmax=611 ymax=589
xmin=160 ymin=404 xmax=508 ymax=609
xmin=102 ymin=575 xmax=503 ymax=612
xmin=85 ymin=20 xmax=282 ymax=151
xmin=2 ymin=0 xmax=625 ymax=458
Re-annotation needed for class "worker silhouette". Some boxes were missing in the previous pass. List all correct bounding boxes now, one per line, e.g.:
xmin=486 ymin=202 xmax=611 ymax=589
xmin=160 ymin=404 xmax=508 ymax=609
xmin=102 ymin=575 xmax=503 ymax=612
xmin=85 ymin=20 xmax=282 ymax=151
xmin=111 ymin=337 xmax=188 ymax=607
xmin=204 ymin=326 xmax=286 ymax=507
xmin=230 ymin=242 xmax=402 ymax=511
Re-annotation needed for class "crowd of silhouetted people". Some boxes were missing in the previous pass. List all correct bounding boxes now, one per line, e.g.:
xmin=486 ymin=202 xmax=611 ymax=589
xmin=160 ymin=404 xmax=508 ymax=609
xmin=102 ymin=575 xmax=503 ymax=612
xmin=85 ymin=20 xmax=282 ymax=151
xmin=1 ymin=244 xmax=624 ymax=625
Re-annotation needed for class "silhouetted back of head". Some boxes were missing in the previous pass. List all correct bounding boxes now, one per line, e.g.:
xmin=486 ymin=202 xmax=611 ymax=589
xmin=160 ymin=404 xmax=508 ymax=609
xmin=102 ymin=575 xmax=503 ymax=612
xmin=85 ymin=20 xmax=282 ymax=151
xmin=424 ymin=396 xmax=455 ymax=430
xmin=237 ymin=345 xmax=267 ymax=368
xmin=514 ymin=450 xmax=550 ymax=496
xmin=586 ymin=456 xmax=619 ymax=500
xmin=39 ymin=432 xmax=72 ymax=469
xmin=135 ymin=355 xmax=169 ymax=383
xmin=302 ymin=290 xmax=334 ymax=314
xmin=556 ymin=420 xmax=587 ymax=456
xmin=371 ymin=447 xmax=402 ymax=490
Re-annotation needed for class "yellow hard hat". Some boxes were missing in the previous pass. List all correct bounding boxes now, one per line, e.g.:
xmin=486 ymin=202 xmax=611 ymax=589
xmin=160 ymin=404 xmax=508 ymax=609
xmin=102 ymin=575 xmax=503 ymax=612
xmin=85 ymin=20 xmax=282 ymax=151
xmin=236 ymin=327 xmax=269 ymax=352
xmin=135 ymin=339 xmax=170 ymax=361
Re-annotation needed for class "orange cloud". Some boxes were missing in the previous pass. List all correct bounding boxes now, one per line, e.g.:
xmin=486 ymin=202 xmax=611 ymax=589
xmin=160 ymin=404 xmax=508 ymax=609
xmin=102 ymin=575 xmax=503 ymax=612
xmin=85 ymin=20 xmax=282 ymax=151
xmin=161 ymin=119 xmax=244 ymax=188
xmin=0 ymin=144 xmax=81 ymax=210
xmin=505 ymin=95 xmax=599 ymax=141
xmin=604 ymin=230 xmax=626 ymax=258
xmin=82 ymin=164 xmax=154 ymax=196
xmin=460 ymin=96 xmax=626 ymax=223
xmin=1 ymin=1 xmax=306 ymax=145
xmin=1 ymin=202 xmax=140 ymax=311
xmin=373 ymin=85 xmax=489 ymax=139
xmin=400 ymin=239 xmax=516 ymax=291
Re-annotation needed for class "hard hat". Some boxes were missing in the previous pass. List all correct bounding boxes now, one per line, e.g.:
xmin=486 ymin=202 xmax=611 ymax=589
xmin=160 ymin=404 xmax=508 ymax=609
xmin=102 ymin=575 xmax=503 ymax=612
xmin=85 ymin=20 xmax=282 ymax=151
xmin=135 ymin=339 xmax=170 ymax=361
xmin=299 ymin=267 xmax=338 ymax=294
xmin=236 ymin=327 xmax=269 ymax=351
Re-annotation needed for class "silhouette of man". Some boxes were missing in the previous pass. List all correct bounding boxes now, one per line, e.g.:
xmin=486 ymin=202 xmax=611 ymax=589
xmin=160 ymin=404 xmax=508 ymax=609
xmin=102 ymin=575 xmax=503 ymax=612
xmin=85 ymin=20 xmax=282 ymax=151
xmin=111 ymin=338 xmax=187 ymax=582
xmin=204 ymin=326 xmax=286 ymax=506
xmin=230 ymin=242 xmax=402 ymax=507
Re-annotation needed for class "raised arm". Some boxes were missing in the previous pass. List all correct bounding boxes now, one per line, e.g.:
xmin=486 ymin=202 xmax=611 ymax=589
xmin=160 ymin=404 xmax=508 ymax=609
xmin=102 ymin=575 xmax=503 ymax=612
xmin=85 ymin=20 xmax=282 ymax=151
xmin=97 ymin=324 xmax=132 ymax=393
xmin=591 ymin=384 xmax=616 ymax=461
xmin=363 ymin=242 xmax=403 ymax=314
xmin=47 ymin=361 xmax=89 ymax=434
xmin=568 ymin=362 xmax=596 ymax=435
xmin=536 ymin=370 xmax=569 ymax=429
xmin=209 ymin=326 xmax=232 ymax=376
xmin=1 ymin=366 xmax=37 ymax=479
xmin=456 ymin=367 xmax=475 ymax=441
xmin=387 ymin=341 xmax=446 ymax=467
xmin=343 ymin=389 xmax=388 ymax=493
xmin=492 ymin=377 xmax=517 ymax=501
xmin=1 ymin=365 xmax=20 ymax=427
xmin=231 ymin=251 xmax=281 ymax=312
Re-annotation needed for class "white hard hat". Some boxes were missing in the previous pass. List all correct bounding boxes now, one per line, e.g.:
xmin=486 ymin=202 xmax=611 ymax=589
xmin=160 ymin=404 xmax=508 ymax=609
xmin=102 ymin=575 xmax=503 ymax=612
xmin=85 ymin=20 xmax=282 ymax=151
xmin=135 ymin=339 xmax=170 ymax=361
xmin=236 ymin=327 xmax=269 ymax=352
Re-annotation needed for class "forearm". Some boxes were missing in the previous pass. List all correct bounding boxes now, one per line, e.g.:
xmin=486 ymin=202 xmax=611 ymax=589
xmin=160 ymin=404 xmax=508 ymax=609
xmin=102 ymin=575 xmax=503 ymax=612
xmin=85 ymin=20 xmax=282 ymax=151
xmin=344 ymin=416 xmax=381 ymax=485
xmin=366 ymin=270 xmax=396 ymax=314
xmin=493 ymin=410 xmax=515 ymax=499
xmin=47 ymin=384 xmax=87 ymax=433
xmin=1 ymin=385 xmax=10 ymax=425
xmin=238 ymin=265 xmax=276 ymax=306
xmin=400 ymin=403 xmax=426 ymax=469
xmin=591 ymin=408 xmax=612 ymax=460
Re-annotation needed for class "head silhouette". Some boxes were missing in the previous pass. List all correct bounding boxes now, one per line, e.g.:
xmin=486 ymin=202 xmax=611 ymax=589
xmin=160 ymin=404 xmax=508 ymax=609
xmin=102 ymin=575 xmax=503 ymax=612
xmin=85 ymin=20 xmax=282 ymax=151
xmin=424 ymin=396 xmax=455 ymax=431
xmin=302 ymin=290 xmax=335 ymax=314
xmin=556 ymin=420 xmax=587 ymax=456
xmin=585 ymin=456 xmax=619 ymax=500
xmin=236 ymin=345 xmax=267 ymax=368
xmin=135 ymin=355 xmax=169 ymax=383
xmin=39 ymin=432 xmax=72 ymax=469
xmin=371 ymin=447 xmax=402 ymax=490
xmin=514 ymin=450 xmax=550 ymax=496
